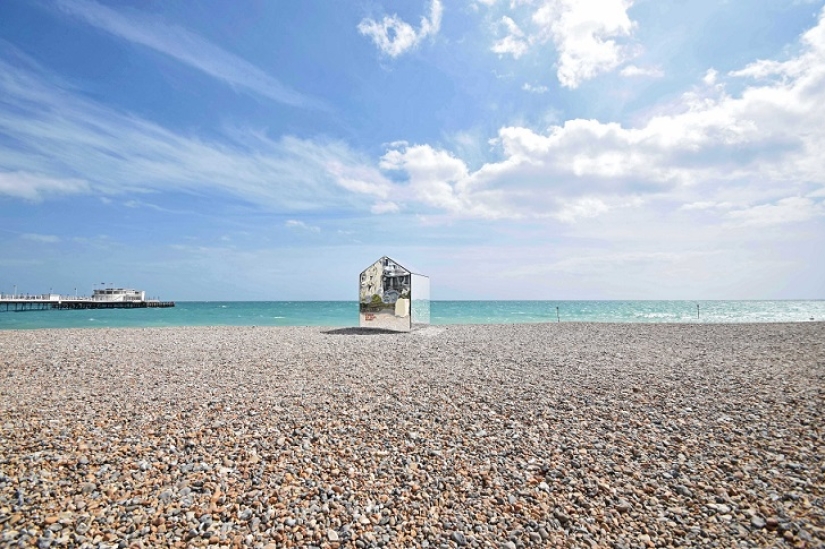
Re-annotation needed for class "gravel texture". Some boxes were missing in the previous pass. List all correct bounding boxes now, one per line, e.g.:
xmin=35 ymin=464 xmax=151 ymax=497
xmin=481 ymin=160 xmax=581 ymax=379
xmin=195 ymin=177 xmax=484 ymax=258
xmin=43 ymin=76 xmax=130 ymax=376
xmin=0 ymin=322 xmax=823 ymax=548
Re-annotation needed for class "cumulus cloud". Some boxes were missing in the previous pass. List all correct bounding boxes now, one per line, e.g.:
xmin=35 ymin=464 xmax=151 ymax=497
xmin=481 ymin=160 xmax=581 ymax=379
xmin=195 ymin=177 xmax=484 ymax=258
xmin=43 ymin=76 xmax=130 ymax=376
xmin=535 ymin=0 xmax=637 ymax=88
xmin=492 ymin=16 xmax=530 ymax=58
xmin=374 ymin=7 xmax=825 ymax=224
xmin=482 ymin=0 xmax=638 ymax=87
xmin=5 ymin=4 xmax=825 ymax=232
xmin=380 ymin=144 xmax=469 ymax=212
xmin=358 ymin=0 xmax=443 ymax=57
xmin=727 ymin=17 xmax=825 ymax=83
xmin=703 ymin=68 xmax=719 ymax=85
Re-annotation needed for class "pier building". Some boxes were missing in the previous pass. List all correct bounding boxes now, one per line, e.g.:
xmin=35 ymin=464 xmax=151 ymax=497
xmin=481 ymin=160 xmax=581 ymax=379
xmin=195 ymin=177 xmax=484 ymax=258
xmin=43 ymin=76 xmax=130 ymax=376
xmin=0 ymin=287 xmax=174 ymax=312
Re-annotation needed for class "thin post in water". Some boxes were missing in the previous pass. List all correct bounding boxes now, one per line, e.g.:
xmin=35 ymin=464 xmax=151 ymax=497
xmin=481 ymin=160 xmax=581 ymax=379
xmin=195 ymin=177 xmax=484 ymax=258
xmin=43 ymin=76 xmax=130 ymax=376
xmin=556 ymin=306 xmax=560 ymax=323
xmin=697 ymin=303 xmax=700 ymax=319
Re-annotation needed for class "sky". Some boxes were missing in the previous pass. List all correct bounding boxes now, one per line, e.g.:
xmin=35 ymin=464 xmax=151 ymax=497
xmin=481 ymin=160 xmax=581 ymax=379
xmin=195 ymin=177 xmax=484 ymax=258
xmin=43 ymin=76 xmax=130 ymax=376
xmin=1 ymin=0 xmax=824 ymax=301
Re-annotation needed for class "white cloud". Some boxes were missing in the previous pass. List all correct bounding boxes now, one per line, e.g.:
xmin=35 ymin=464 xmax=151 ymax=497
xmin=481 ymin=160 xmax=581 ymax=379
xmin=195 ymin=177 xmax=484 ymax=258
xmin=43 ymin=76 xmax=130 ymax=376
xmin=702 ymin=68 xmax=719 ymax=85
xmin=0 ymin=171 xmax=89 ymax=200
xmin=285 ymin=220 xmax=321 ymax=233
xmin=358 ymin=0 xmax=443 ymax=57
xmin=492 ymin=16 xmax=530 ymax=58
xmin=522 ymin=83 xmax=549 ymax=93
xmin=620 ymin=64 xmax=663 ymax=78
xmin=54 ymin=0 xmax=321 ymax=108
xmin=680 ymin=201 xmax=734 ymax=211
xmin=527 ymin=250 xmax=712 ymax=276
xmin=725 ymin=197 xmax=823 ymax=227
xmin=536 ymin=0 xmax=637 ymax=88
xmin=371 ymin=7 xmax=825 ymax=225
xmin=554 ymin=196 xmax=611 ymax=222
xmin=380 ymin=144 xmax=469 ymax=213
xmin=0 ymin=55 xmax=379 ymax=212
xmin=325 ymin=161 xmax=392 ymax=199
xmin=370 ymin=201 xmax=401 ymax=214
xmin=22 ymin=233 xmax=61 ymax=243
xmin=122 ymin=199 xmax=189 ymax=214
xmin=727 ymin=17 xmax=825 ymax=82
xmin=482 ymin=0 xmax=638 ymax=87
xmin=5 ymin=2 xmax=825 ymax=237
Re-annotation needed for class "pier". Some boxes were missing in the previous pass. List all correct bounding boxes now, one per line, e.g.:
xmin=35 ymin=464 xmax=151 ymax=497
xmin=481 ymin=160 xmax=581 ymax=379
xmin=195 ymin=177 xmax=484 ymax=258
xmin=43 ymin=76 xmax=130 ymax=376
xmin=0 ymin=294 xmax=174 ymax=312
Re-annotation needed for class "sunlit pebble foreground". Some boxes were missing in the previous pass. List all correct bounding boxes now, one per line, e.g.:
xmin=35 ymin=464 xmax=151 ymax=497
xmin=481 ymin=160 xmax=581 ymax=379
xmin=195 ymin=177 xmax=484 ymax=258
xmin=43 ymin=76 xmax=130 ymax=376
xmin=1 ymin=323 xmax=823 ymax=549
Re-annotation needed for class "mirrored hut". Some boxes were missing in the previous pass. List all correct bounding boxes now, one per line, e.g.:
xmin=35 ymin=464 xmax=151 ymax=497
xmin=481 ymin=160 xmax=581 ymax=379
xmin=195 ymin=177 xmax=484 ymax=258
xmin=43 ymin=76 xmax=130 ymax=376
xmin=359 ymin=256 xmax=430 ymax=332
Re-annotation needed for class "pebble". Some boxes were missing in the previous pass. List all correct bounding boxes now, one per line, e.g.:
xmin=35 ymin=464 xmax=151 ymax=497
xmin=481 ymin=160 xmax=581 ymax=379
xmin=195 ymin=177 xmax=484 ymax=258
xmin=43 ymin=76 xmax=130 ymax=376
xmin=0 ymin=323 xmax=823 ymax=548
xmin=615 ymin=500 xmax=632 ymax=513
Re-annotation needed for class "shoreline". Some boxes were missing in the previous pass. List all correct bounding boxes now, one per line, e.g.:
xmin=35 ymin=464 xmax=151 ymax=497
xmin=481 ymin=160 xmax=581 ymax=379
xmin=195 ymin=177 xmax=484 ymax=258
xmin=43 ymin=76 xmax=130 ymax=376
xmin=1 ymin=323 xmax=823 ymax=547
xmin=1 ymin=318 xmax=825 ymax=333
xmin=3 ymin=299 xmax=824 ymax=331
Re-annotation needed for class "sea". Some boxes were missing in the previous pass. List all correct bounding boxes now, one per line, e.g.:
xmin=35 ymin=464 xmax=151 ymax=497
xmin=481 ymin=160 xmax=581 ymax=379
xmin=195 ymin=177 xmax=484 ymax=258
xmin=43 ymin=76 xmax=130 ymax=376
xmin=1 ymin=300 xmax=823 ymax=330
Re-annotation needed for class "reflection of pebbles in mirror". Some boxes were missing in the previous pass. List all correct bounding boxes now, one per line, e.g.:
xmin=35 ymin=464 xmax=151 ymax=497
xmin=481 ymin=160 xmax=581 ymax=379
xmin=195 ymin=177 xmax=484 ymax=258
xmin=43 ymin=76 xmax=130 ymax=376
xmin=360 ymin=308 xmax=410 ymax=331
xmin=359 ymin=256 xmax=429 ymax=332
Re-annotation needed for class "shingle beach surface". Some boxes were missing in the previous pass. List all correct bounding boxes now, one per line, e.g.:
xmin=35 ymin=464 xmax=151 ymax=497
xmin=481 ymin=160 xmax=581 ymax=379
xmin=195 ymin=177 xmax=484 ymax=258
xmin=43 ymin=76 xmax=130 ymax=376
xmin=1 ymin=323 xmax=823 ymax=548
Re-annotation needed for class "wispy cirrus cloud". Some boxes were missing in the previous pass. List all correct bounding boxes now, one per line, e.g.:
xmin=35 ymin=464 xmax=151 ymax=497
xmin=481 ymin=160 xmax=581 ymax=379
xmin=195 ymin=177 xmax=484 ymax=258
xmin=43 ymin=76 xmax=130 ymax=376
xmin=0 ymin=52 xmax=382 ymax=212
xmin=620 ymin=64 xmax=663 ymax=78
xmin=285 ymin=220 xmax=321 ymax=233
xmin=358 ymin=0 xmax=443 ymax=58
xmin=0 ymin=170 xmax=89 ymax=201
xmin=22 ymin=233 xmax=61 ymax=243
xmin=53 ymin=0 xmax=324 ymax=109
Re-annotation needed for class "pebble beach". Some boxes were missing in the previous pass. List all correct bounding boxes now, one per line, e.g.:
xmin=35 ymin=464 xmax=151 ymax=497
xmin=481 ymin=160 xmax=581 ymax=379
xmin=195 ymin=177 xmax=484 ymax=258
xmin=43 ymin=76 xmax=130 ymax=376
xmin=1 ymin=323 xmax=823 ymax=548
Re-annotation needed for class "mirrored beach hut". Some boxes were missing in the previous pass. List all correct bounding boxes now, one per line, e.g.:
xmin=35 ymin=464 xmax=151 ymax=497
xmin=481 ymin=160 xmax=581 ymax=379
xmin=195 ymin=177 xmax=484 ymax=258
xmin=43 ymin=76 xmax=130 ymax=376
xmin=359 ymin=256 xmax=430 ymax=332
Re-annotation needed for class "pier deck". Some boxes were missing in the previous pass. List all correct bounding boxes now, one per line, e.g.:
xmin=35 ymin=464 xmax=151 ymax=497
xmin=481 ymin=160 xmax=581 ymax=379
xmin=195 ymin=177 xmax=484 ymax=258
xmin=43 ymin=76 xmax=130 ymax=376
xmin=0 ymin=298 xmax=175 ymax=312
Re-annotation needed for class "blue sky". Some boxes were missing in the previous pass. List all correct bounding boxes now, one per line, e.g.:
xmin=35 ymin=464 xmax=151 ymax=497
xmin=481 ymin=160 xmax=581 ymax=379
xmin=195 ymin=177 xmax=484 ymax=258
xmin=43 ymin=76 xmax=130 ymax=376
xmin=1 ymin=0 xmax=824 ymax=300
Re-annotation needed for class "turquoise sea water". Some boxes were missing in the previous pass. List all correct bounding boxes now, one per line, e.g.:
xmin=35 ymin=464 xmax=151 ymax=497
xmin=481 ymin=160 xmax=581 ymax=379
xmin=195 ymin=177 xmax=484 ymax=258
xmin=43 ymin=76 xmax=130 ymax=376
xmin=1 ymin=300 xmax=823 ymax=330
